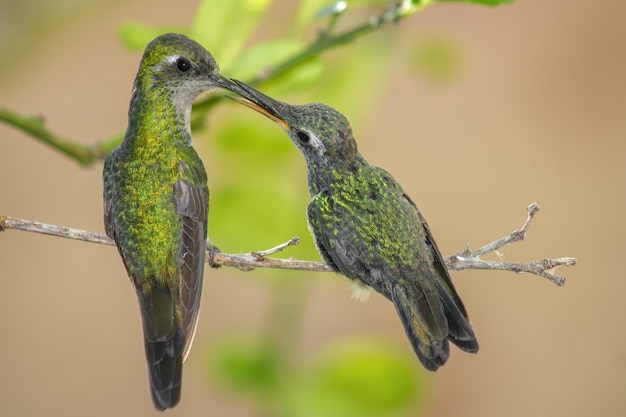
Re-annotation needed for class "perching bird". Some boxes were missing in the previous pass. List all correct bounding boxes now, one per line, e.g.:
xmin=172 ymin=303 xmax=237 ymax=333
xmin=103 ymin=33 xmax=233 ymax=409
xmin=226 ymin=80 xmax=479 ymax=370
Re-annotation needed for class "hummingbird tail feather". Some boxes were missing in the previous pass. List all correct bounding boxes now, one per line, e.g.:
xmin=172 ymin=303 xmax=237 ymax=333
xmin=440 ymin=292 xmax=479 ymax=354
xmin=144 ymin=330 xmax=184 ymax=410
xmin=432 ymin=277 xmax=479 ymax=353
xmin=391 ymin=283 xmax=449 ymax=370
xmin=137 ymin=285 xmax=185 ymax=410
xmin=392 ymin=279 xmax=478 ymax=370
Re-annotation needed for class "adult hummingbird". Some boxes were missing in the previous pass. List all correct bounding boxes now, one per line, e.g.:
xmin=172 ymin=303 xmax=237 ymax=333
xmin=103 ymin=33 xmax=234 ymax=409
xmin=227 ymin=80 xmax=479 ymax=370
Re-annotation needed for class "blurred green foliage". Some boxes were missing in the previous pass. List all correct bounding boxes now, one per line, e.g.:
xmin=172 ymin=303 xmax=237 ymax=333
xmin=116 ymin=0 xmax=513 ymax=415
xmin=205 ymin=334 xmax=284 ymax=400
xmin=439 ymin=0 xmax=513 ymax=4
xmin=287 ymin=339 xmax=427 ymax=417
xmin=411 ymin=36 xmax=466 ymax=83
xmin=206 ymin=335 xmax=426 ymax=417
xmin=2 ymin=0 xmax=512 ymax=415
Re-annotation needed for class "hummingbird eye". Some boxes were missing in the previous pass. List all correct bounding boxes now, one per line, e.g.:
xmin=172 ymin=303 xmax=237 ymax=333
xmin=176 ymin=57 xmax=191 ymax=72
xmin=296 ymin=130 xmax=310 ymax=144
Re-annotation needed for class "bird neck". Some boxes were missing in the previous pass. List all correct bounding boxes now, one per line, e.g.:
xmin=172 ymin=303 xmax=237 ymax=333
xmin=307 ymin=152 xmax=368 ymax=195
xmin=123 ymin=79 xmax=193 ymax=151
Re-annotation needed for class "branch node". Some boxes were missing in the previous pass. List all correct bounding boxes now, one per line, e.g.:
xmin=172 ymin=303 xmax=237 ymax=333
xmin=459 ymin=240 xmax=472 ymax=257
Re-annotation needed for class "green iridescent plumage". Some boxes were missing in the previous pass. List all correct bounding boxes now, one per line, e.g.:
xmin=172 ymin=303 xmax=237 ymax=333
xmin=103 ymin=33 xmax=233 ymax=410
xmin=228 ymin=81 xmax=479 ymax=370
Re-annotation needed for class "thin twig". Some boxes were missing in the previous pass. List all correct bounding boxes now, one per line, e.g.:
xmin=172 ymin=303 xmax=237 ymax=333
xmin=454 ymin=202 xmax=539 ymax=259
xmin=0 ymin=108 xmax=121 ymax=166
xmin=244 ymin=1 xmax=432 ymax=86
xmin=213 ymin=251 xmax=333 ymax=273
xmin=444 ymin=203 xmax=575 ymax=286
xmin=0 ymin=216 xmax=115 ymax=246
xmin=251 ymin=237 xmax=301 ymax=259
xmin=0 ymin=203 xmax=575 ymax=285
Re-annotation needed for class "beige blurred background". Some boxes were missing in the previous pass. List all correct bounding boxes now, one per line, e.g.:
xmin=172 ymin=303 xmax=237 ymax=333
xmin=1 ymin=0 xmax=624 ymax=416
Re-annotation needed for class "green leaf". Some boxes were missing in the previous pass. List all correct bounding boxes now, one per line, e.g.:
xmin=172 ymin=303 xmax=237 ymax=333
xmin=227 ymin=39 xmax=325 ymax=95
xmin=204 ymin=334 xmax=283 ymax=398
xmin=227 ymin=39 xmax=304 ymax=80
xmin=117 ymin=23 xmax=185 ymax=52
xmin=191 ymin=0 xmax=272 ymax=70
xmin=300 ymin=35 xmax=391 ymax=124
xmin=436 ymin=0 xmax=514 ymax=5
xmin=264 ymin=56 xmax=325 ymax=97
xmin=287 ymin=339 xmax=427 ymax=417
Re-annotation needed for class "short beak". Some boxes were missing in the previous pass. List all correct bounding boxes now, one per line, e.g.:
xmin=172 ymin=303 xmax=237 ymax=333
xmin=223 ymin=79 xmax=290 ymax=131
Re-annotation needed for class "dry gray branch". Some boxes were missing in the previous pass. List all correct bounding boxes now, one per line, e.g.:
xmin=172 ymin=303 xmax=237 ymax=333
xmin=0 ymin=203 xmax=575 ymax=285
xmin=444 ymin=203 xmax=574 ymax=286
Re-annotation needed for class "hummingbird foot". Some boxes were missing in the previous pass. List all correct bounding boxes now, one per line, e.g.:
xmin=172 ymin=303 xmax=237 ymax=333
xmin=208 ymin=244 xmax=221 ymax=268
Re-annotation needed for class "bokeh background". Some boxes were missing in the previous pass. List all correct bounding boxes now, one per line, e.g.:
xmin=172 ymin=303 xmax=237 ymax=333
xmin=1 ymin=0 xmax=624 ymax=416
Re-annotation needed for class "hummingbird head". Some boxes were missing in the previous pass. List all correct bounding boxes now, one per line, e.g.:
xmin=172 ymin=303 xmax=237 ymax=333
xmin=226 ymin=79 xmax=359 ymax=171
xmin=138 ymin=33 xmax=233 ymax=92
xmin=131 ymin=33 xmax=234 ymax=123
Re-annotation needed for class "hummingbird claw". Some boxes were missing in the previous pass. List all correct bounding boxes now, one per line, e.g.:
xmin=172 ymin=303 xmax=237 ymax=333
xmin=208 ymin=244 xmax=221 ymax=268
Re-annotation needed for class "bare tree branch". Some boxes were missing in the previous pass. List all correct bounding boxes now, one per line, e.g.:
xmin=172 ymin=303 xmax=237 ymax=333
xmin=0 ymin=108 xmax=121 ymax=166
xmin=453 ymin=202 xmax=540 ymax=259
xmin=0 ymin=203 xmax=575 ymax=285
xmin=0 ymin=216 xmax=115 ymax=245
xmin=445 ymin=203 xmax=574 ymax=286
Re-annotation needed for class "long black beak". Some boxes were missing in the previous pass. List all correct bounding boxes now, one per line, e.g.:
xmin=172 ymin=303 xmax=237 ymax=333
xmin=223 ymin=79 xmax=290 ymax=131
xmin=208 ymin=72 xmax=240 ymax=91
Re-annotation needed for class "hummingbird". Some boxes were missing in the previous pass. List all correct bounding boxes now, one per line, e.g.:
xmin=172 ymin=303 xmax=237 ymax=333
xmin=226 ymin=80 xmax=479 ymax=370
xmin=103 ymin=33 xmax=234 ymax=409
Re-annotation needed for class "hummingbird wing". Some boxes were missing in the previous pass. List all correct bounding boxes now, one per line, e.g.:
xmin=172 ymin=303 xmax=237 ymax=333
xmin=307 ymin=193 xmax=355 ymax=277
xmin=400 ymin=192 xmax=478 ymax=353
xmin=174 ymin=157 xmax=208 ymax=361
xmin=389 ymin=280 xmax=450 ymax=369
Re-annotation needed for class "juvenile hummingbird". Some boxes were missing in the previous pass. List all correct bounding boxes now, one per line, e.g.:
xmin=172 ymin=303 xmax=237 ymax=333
xmin=227 ymin=80 xmax=479 ymax=370
xmin=103 ymin=33 xmax=234 ymax=409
